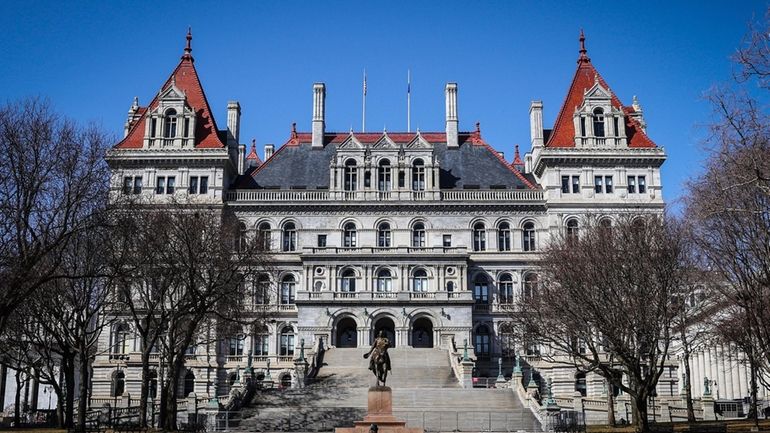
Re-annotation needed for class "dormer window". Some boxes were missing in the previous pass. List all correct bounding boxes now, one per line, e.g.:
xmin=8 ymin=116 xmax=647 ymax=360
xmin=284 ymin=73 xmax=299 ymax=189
xmin=378 ymin=159 xmax=392 ymax=191
xmin=164 ymin=109 xmax=177 ymax=138
xmin=344 ymin=159 xmax=357 ymax=191
xmin=593 ymin=108 xmax=605 ymax=137
xmin=412 ymin=159 xmax=425 ymax=191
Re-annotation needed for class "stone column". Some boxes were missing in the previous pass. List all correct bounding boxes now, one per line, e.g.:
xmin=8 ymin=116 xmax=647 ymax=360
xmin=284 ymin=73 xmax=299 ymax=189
xmin=738 ymin=357 xmax=748 ymax=399
xmin=717 ymin=345 xmax=726 ymax=399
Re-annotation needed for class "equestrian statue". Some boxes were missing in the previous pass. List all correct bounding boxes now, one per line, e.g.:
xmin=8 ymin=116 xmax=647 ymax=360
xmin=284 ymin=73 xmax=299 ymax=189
xmin=363 ymin=330 xmax=392 ymax=386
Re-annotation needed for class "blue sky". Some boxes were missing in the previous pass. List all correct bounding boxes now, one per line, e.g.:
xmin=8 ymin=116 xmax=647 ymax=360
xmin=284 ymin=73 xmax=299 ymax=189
xmin=1 ymin=1 xmax=765 ymax=206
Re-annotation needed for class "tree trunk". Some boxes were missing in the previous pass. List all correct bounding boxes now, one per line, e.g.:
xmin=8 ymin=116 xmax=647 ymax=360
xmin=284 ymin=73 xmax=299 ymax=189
xmin=63 ymin=356 xmax=76 ymax=428
xmin=683 ymin=347 xmax=696 ymax=422
xmin=138 ymin=352 xmax=151 ymax=427
xmin=750 ymin=358 xmax=759 ymax=429
xmin=77 ymin=353 xmax=90 ymax=429
xmin=631 ymin=395 xmax=649 ymax=433
xmin=607 ymin=385 xmax=616 ymax=426
xmin=163 ymin=358 xmax=184 ymax=431
xmin=13 ymin=369 xmax=23 ymax=426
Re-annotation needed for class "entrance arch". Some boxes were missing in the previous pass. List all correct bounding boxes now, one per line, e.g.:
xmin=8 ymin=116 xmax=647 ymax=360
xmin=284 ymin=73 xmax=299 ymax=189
xmin=372 ymin=317 xmax=396 ymax=347
xmin=336 ymin=317 xmax=358 ymax=348
xmin=411 ymin=317 xmax=434 ymax=348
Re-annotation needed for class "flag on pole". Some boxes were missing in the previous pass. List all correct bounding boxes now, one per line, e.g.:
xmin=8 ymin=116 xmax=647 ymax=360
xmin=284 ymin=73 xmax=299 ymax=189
xmin=363 ymin=70 xmax=367 ymax=96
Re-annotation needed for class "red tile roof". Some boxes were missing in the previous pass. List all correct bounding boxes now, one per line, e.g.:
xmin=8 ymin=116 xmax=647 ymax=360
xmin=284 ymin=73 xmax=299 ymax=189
xmin=114 ymin=30 xmax=225 ymax=150
xmin=246 ymin=140 xmax=262 ymax=165
xmin=546 ymin=32 xmax=656 ymax=149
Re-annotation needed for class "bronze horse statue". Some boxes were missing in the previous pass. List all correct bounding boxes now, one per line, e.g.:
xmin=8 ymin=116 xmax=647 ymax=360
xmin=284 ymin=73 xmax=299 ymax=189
xmin=364 ymin=330 xmax=391 ymax=386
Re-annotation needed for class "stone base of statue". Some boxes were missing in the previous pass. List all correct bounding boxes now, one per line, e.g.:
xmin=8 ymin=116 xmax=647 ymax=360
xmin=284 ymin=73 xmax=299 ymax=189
xmin=335 ymin=387 xmax=423 ymax=433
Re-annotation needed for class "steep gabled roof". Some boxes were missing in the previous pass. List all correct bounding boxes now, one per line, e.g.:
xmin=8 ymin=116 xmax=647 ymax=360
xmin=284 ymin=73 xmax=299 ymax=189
xmin=546 ymin=31 xmax=656 ymax=149
xmin=114 ymin=29 xmax=225 ymax=150
xmin=245 ymin=140 xmax=263 ymax=165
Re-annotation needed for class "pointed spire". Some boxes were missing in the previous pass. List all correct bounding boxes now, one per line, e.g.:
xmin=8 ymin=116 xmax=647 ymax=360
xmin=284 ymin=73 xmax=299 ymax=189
xmin=475 ymin=121 xmax=481 ymax=136
xmin=512 ymin=144 xmax=524 ymax=168
xmin=578 ymin=29 xmax=590 ymax=64
xmin=291 ymin=122 xmax=298 ymax=139
xmin=182 ymin=27 xmax=194 ymax=62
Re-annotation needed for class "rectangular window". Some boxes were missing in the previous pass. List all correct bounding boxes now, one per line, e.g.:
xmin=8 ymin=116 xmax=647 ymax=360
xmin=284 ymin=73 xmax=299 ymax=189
xmin=627 ymin=176 xmax=636 ymax=194
xmin=572 ymin=176 xmax=580 ymax=193
xmin=123 ymin=177 xmax=132 ymax=195
xmin=638 ymin=176 xmax=646 ymax=194
xmin=613 ymin=117 xmax=619 ymax=137
xmin=254 ymin=335 xmax=268 ymax=356
xmin=150 ymin=118 xmax=157 ymax=138
xmin=594 ymin=176 xmax=603 ymax=194
xmin=605 ymin=176 xmax=613 ymax=193
xmin=133 ymin=177 xmax=142 ymax=194
xmin=156 ymin=176 xmax=165 ymax=195
xmin=317 ymin=234 xmax=327 ymax=247
xmin=580 ymin=117 xmax=586 ymax=137
xmin=443 ymin=234 xmax=452 ymax=247
xmin=398 ymin=171 xmax=405 ymax=188
xmin=167 ymin=176 xmax=175 ymax=194
xmin=561 ymin=176 xmax=569 ymax=193
xmin=184 ymin=117 xmax=190 ymax=137
xmin=189 ymin=176 xmax=198 ymax=194
xmin=199 ymin=176 xmax=208 ymax=194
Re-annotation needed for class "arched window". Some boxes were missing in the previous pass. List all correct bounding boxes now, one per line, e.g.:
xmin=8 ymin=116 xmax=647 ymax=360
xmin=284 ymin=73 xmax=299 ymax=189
xmin=113 ymin=323 xmax=131 ymax=354
xmin=164 ymin=109 xmax=177 ymax=138
xmin=258 ymin=222 xmax=271 ymax=250
xmin=343 ymin=222 xmax=357 ymax=248
xmin=280 ymin=326 xmax=295 ymax=356
xmin=280 ymin=275 xmax=295 ymax=304
xmin=498 ymin=222 xmax=511 ymax=251
xmin=112 ymin=371 xmax=125 ymax=397
xmin=499 ymin=323 xmax=516 ymax=357
xmin=183 ymin=370 xmax=195 ymax=397
xmin=566 ymin=218 xmax=579 ymax=240
xmin=282 ymin=222 xmax=296 ymax=252
xmin=575 ymin=372 xmax=587 ymax=397
xmin=412 ymin=159 xmax=425 ymax=191
xmin=499 ymin=273 xmax=514 ymax=304
xmin=599 ymin=218 xmax=613 ymax=238
xmin=473 ymin=275 xmax=489 ymax=304
xmin=523 ymin=274 xmax=539 ymax=299
xmin=593 ymin=108 xmax=605 ymax=138
xmin=378 ymin=159 xmax=392 ymax=191
xmin=377 ymin=222 xmax=391 ymax=248
xmin=341 ymin=269 xmax=356 ymax=292
xmin=474 ymin=325 xmax=491 ymax=359
xmin=412 ymin=222 xmax=426 ymax=247
xmin=377 ymin=269 xmax=392 ymax=292
xmin=413 ymin=269 xmax=428 ymax=292
xmin=522 ymin=222 xmax=536 ymax=252
xmin=344 ymin=159 xmax=358 ymax=191
xmin=253 ymin=326 xmax=269 ymax=356
xmin=473 ymin=222 xmax=486 ymax=251
xmin=254 ymin=274 xmax=270 ymax=305
xmin=446 ymin=281 xmax=455 ymax=292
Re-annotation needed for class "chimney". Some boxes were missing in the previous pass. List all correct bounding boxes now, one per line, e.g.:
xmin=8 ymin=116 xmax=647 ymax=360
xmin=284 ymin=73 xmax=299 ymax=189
xmin=264 ymin=144 xmax=275 ymax=160
xmin=529 ymin=100 xmax=544 ymax=148
xmin=312 ymin=83 xmax=326 ymax=148
xmin=227 ymin=101 xmax=241 ymax=147
xmin=237 ymin=143 xmax=246 ymax=175
xmin=445 ymin=83 xmax=459 ymax=148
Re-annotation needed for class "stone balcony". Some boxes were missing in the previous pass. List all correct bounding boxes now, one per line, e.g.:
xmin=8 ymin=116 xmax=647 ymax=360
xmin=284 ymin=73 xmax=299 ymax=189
xmin=296 ymin=290 xmax=473 ymax=304
xmin=301 ymin=246 xmax=468 ymax=256
xmin=226 ymin=189 xmax=543 ymax=203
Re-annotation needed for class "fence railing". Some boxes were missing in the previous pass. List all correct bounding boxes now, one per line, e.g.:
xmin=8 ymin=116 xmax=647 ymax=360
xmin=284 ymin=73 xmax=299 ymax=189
xmin=226 ymin=189 xmax=544 ymax=203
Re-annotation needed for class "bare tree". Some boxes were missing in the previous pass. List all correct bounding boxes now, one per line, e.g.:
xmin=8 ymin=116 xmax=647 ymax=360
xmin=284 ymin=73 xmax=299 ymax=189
xmin=686 ymin=10 xmax=770 ymax=422
xmin=510 ymin=216 xmax=691 ymax=433
xmin=0 ymin=98 xmax=111 ymax=332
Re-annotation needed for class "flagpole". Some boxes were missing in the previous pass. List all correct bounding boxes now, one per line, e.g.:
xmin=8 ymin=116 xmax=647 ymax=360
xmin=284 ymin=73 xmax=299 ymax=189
xmin=362 ymin=69 xmax=367 ymax=133
xmin=407 ymin=69 xmax=411 ymax=133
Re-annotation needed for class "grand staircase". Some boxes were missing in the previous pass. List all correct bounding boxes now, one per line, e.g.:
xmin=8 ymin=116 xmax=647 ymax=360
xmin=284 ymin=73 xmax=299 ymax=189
xmin=236 ymin=348 xmax=540 ymax=432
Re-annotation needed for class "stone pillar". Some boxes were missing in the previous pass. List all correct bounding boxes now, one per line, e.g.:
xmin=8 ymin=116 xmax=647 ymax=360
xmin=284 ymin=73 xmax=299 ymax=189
xmin=312 ymin=83 xmax=325 ymax=149
xmin=717 ymin=346 xmax=726 ymax=399
xmin=529 ymin=101 xmax=544 ymax=148
xmin=460 ymin=359 xmax=474 ymax=389
xmin=702 ymin=392 xmax=715 ymax=421
xmin=659 ymin=401 xmax=671 ymax=423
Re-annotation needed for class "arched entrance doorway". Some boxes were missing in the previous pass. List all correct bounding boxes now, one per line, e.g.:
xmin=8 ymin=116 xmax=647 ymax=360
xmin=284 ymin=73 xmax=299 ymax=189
xmin=411 ymin=317 xmax=434 ymax=348
xmin=336 ymin=317 xmax=358 ymax=348
xmin=372 ymin=317 xmax=396 ymax=347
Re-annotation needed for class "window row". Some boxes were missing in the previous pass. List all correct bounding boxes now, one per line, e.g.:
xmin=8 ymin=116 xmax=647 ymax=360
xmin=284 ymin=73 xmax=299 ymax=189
xmin=121 ymin=175 xmax=209 ymax=196
xmin=578 ymin=107 xmax=621 ymax=138
xmin=342 ymin=158 xmax=429 ymax=192
xmin=473 ymin=222 xmax=536 ymax=252
xmin=472 ymin=273 xmax=539 ymax=304
xmin=224 ymin=326 xmax=296 ymax=357
xmin=563 ymin=175 xmax=647 ymax=196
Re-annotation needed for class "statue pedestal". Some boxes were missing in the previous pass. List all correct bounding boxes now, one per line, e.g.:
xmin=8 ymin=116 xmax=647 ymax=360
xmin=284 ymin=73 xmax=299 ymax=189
xmin=335 ymin=387 xmax=423 ymax=433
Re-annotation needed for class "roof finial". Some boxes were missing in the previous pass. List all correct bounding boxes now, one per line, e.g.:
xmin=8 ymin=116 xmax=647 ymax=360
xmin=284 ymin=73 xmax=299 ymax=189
xmin=578 ymin=29 xmax=590 ymax=64
xmin=291 ymin=122 xmax=298 ymax=139
xmin=475 ymin=121 xmax=481 ymax=136
xmin=251 ymin=138 xmax=256 ymax=151
xmin=512 ymin=144 xmax=524 ymax=168
xmin=182 ymin=27 xmax=193 ymax=61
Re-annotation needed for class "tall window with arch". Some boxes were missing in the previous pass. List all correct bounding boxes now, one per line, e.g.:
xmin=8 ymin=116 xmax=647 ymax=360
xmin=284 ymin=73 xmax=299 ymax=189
xmin=377 ymin=222 xmax=391 ymax=247
xmin=412 ymin=269 xmax=428 ymax=292
xmin=282 ymin=222 xmax=296 ymax=252
xmin=113 ymin=323 xmax=131 ymax=354
xmin=498 ymin=222 xmax=511 ymax=251
xmin=473 ymin=222 xmax=486 ymax=251
xmin=238 ymin=222 xmax=248 ymax=251
xmin=280 ymin=275 xmax=296 ymax=304
xmin=593 ymin=108 xmax=605 ymax=137
xmin=280 ymin=326 xmax=295 ymax=356
xmin=164 ymin=109 xmax=177 ymax=138
xmin=341 ymin=269 xmax=357 ymax=292
xmin=112 ymin=371 xmax=125 ymax=397
xmin=253 ymin=326 xmax=269 ymax=356
xmin=522 ymin=222 xmax=536 ymax=252
xmin=183 ymin=370 xmax=195 ymax=397
xmin=499 ymin=273 xmax=514 ymax=304
xmin=523 ymin=273 xmax=539 ymax=299
xmin=227 ymin=335 xmax=244 ymax=356
xmin=412 ymin=222 xmax=426 ymax=247
xmin=258 ymin=222 xmax=271 ymax=250
xmin=473 ymin=275 xmax=489 ymax=304
xmin=378 ymin=159 xmax=392 ymax=191
xmin=344 ymin=159 xmax=358 ymax=191
xmin=575 ymin=372 xmax=587 ymax=397
xmin=566 ymin=218 xmax=579 ymax=241
xmin=376 ymin=269 xmax=392 ymax=292
xmin=412 ymin=159 xmax=426 ymax=191
xmin=474 ymin=325 xmax=491 ymax=359
xmin=499 ymin=323 xmax=516 ymax=358
xmin=254 ymin=274 xmax=270 ymax=305
xmin=343 ymin=222 xmax=357 ymax=248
